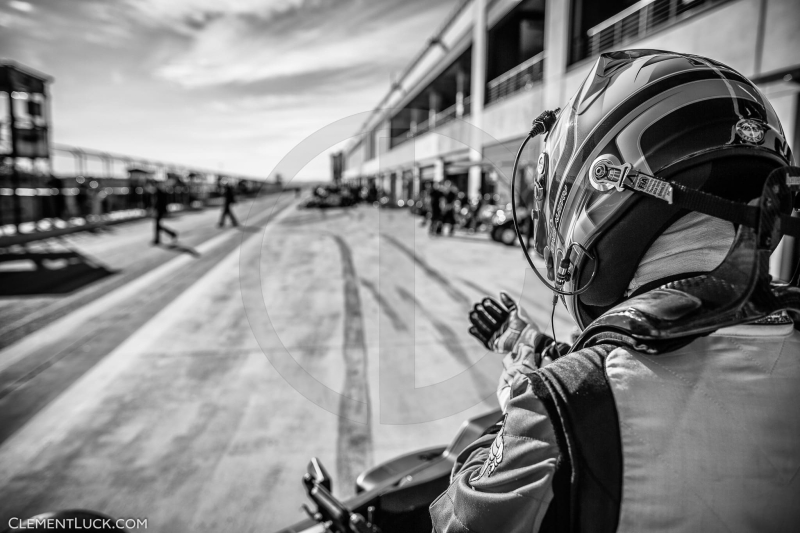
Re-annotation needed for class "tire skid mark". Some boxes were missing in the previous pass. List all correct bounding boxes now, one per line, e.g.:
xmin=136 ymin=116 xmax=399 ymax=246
xmin=458 ymin=277 xmax=499 ymax=299
xmin=359 ymin=277 xmax=408 ymax=332
xmin=0 ymin=204 xmax=287 ymax=395
xmin=0 ymin=200 xmax=295 ymax=447
xmin=381 ymin=234 xmax=472 ymax=310
xmin=330 ymin=235 xmax=373 ymax=494
xmin=0 ymin=195 xmax=283 ymax=350
xmin=396 ymin=286 xmax=495 ymax=393
xmin=278 ymin=211 xmax=349 ymax=227
xmin=460 ymin=278 xmax=556 ymax=315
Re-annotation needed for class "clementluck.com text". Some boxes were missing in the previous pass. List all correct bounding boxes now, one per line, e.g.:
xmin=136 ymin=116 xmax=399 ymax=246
xmin=8 ymin=517 xmax=148 ymax=530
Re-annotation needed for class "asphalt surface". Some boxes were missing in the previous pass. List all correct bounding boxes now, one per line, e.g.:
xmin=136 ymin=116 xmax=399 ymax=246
xmin=0 ymin=195 xmax=572 ymax=532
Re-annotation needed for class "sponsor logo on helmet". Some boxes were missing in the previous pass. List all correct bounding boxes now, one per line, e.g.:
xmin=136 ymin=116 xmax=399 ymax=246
xmin=553 ymin=184 xmax=570 ymax=231
xmin=735 ymin=118 xmax=765 ymax=144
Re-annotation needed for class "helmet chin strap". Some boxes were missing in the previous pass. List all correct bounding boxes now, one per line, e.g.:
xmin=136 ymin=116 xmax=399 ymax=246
xmin=514 ymin=112 xmax=800 ymax=341
xmin=573 ymin=165 xmax=800 ymax=353
xmin=589 ymin=155 xmax=800 ymax=241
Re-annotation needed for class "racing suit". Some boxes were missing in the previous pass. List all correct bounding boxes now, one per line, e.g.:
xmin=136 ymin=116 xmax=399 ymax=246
xmin=430 ymin=320 xmax=800 ymax=532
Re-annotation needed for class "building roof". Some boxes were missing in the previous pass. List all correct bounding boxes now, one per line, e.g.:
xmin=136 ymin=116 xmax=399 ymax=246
xmin=0 ymin=60 xmax=54 ymax=83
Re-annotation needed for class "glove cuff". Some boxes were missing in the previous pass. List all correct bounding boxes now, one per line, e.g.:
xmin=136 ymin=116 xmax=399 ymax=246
xmin=531 ymin=333 xmax=571 ymax=359
xmin=508 ymin=331 xmax=571 ymax=365
xmin=517 ymin=325 xmax=539 ymax=348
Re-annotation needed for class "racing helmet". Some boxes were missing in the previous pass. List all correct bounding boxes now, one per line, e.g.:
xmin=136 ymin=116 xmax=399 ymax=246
xmin=535 ymin=50 xmax=793 ymax=329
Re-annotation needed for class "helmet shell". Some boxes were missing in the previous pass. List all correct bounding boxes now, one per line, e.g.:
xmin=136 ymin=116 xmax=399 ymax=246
xmin=540 ymin=50 xmax=793 ymax=328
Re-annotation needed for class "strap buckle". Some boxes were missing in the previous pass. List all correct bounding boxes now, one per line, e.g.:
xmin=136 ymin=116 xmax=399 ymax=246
xmin=589 ymin=157 xmax=633 ymax=192
xmin=590 ymin=155 xmax=674 ymax=204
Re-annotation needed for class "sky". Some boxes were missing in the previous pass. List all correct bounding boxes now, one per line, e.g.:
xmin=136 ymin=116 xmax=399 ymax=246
xmin=0 ymin=0 xmax=457 ymax=181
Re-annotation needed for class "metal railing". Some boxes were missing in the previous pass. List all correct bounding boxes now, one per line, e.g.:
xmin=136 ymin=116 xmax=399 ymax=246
xmin=585 ymin=0 xmax=731 ymax=59
xmin=0 ymin=144 xmax=272 ymax=235
xmin=486 ymin=53 xmax=545 ymax=105
xmin=434 ymin=102 xmax=459 ymax=126
xmin=433 ymin=95 xmax=471 ymax=129
xmin=399 ymin=96 xmax=472 ymax=144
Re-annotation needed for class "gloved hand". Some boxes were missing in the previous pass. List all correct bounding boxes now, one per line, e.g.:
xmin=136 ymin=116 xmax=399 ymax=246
xmin=468 ymin=291 xmax=539 ymax=353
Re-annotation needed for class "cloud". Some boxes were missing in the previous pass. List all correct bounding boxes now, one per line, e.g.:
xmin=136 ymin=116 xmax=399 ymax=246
xmin=0 ymin=0 xmax=37 ymax=30
xmin=129 ymin=0 xmax=303 ymax=17
xmin=153 ymin=1 xmax=452 ymax=88
xmin=8 ymin=1 xmax=33 ymax=13
xmin=1 ymin=0 xmax=458 ymax=180
xmin=121 ymin=0 xmax=322 ymax=31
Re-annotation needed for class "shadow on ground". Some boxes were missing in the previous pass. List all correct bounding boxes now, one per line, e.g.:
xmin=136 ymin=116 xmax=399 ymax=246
xmin=158 ymin=243 xmax=202 ymax=257
xmin=0 ymin=250 xmax=115 ymax=296
xmin=234 ymin=225 xmax=262 ymax=234
xmin=279 ymin=210 xmax=351 ymax=227
xmin=435 ymin=233 xmax=500 ymax=245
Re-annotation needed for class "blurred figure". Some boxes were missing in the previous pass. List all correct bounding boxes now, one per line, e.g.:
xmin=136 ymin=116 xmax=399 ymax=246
xmin=218 ymin=179 xmax=239 ymax=228
xmin=76 ymin=178 xmax=89 ymax=220
xmin=455 ymin=190 xmax=469 ymax=230
xmin=418 ymin=182 xmax=432 ymax=227
xmin=45 ymin=174 xmax=65 ymax=221
xmin=429 ymin=182 xmax=443 ymax=235
xmin=366 ymin=181 xmax=378 ymax=204
xmin=148 ymin=180 xmax=178 ymax=245
xmin=441 ymin=181 xmax=458 ymax=236
xmin=467 ymin=193 xmax=484 ymax=233
xmin=340 ymin=185 xmax=355 ymax=207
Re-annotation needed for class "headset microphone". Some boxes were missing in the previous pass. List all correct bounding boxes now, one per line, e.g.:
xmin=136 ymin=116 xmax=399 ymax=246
xmin=529 ymin=109 xmax=559 ymax=137
xmin=510 ymin=109 xmax=597 ymax=299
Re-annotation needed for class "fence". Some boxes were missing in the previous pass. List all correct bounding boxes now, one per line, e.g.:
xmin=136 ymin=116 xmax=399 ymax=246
xmin=486 ymin=53 xmax=545 ymax=105
xmin=1 ymin=144 xmax=271 ymax=234
xmin=583 ymin=0 xmax=732 ymax=61
xmin=401 ymin=96 xmax=473 ymax=143
xmin=389 ymin=52 xmax=546 ymax=147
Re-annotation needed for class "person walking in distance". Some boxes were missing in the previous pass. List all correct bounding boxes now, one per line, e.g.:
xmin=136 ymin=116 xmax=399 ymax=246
xmin=218 ymin=179 xmax=239 ymax=228
xmin=429 ymin=182 xmax=444 ymax=235
xmin=148 ymin=179 xmax=178 ymax=245
xmin=442 ymin=181 xmax=458 ymax=236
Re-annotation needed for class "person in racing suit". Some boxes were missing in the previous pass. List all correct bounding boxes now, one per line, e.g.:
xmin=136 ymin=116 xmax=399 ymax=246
xmin=430 ymin=50 xmax=800 ymax=532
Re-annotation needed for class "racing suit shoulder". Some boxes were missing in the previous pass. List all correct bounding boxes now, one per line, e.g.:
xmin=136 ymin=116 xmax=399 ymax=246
xmin=430 ymin=368 xmax=559 ymax=533
xmin=430 ymin=344 xmax=621 ymax=533
xmin=531 ymin=344 xmax=624 ymax=533
xmin=606 ymin=324 xmax=800 ymax=532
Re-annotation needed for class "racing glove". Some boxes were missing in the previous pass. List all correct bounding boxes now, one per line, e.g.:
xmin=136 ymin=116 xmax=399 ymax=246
xmin=497 ymin=334 xmax=571 ymax=410
xmin=468 ymin=291 xmax=538 ymax=353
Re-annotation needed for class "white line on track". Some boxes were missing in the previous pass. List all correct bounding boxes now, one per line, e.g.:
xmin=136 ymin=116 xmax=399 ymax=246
xmin=0 ymin=197 xmax=288 ymax=375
